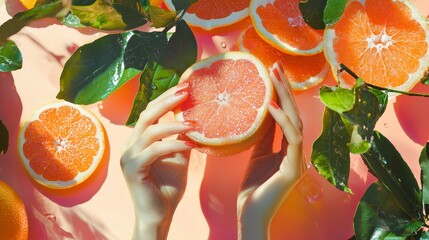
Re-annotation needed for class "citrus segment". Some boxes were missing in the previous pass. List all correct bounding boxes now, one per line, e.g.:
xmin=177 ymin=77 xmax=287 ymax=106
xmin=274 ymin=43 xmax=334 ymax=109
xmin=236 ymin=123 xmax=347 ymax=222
xmin=0 ymin=180 xmax=28 ymax=240
xmin=324 ymin=0 xmax=429 ymax=91
xmin=18 ymin=0 xmax=37 ymax=9
xmin=249 ymin=0 xmax=324 ymax=55
xmin=175 ymin=51 xmax=274 ymax=156
xmin=17 ymin=101 xmax=105 ymax=189
xmin=164 ymin=0 xmax=250 ymax=30
xmin=239 ymin=26 xmax=329 ymax=90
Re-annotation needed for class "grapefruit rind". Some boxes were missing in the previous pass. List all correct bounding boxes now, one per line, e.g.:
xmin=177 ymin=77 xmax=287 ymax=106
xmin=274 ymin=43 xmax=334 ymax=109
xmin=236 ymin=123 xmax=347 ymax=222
xmin=249 ymin=0 xmax=324 ymax=56
xmin=174 ymin=51 xmax=274 ymax=156
xmin=324 ymin=0 xmax=429 ymax=93
xmin=164 ymin=0 xmax=249 ymax=30
xmin=17 ymin=100 xmax=105 ymax=189
xmin=238 ymin=26 xmax=329 ymax=90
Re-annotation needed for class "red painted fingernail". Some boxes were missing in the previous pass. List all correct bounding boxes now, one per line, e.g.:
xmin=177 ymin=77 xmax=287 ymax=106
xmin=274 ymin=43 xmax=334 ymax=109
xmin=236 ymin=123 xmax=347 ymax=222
xmin=277 ymin=62 xmax=284 ymax=73
xmin=185 ymin=141 xmax=199 ymax=148
xmin=273 ymin=68 xmax=282 ymax=83
xmin=183 ymin=120 xmax=197 ymax=128
xmin=175 ymin=88 xmax=188 ymax=96
xmin=269 ymin=100 xmax=280 ymax=109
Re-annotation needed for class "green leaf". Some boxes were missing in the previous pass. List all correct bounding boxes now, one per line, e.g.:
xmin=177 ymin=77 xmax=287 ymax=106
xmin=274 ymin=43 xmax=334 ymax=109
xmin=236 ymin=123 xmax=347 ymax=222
xmin=354 ymin=182 xmax=423 ymax=240
xmin=0 ymin=40 xmax=22 ymax=72
xmin=420 ymin=231 xmax=429 ymax=239
xmin=299 ymin=0 xmax=326 ymax=29
xmin=57 ymin=31 xmax=167 ymax=104
xmin=311 ymin=108 xmax=352 ymax=193
xmin=62 ymin=13 xmax=85 ymax=28
xmin=342 ymin=85 xmax=386 ymax=154
xmin=0 ymin=0 xmax=67 ymax=42
xmin=419 ymin=143 xmax=429 ymax=216
xmin=0 ymin=121 xmax=8 ymax=154
xmin=126 ymin=63 xmax=179 ymax=126
xmin=319 ymin=86 xmax=355 ymax=113
xmin=148 ymin=6 xmax=177 ymax=28
xmin=323 ymin=0 xmax=346 ymax=27
xmin=160 ymin=20 xmax=197 ymax=75
xmin=112 ymin=3 xmax=148 ymax=30
xmin=171 ymin=0 xmax=198 ymax=11
xmin=362 ymin=131 xmax=423 ymax=220
xmin=71 ymin=0 xmax=128 ymax=30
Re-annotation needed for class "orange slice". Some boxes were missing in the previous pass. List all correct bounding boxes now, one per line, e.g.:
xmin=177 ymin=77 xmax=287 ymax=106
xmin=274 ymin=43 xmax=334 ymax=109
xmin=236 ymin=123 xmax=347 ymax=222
xmin=0 ymin=180 xmax=28 ymax=240
xmin=17 ymin=101 xmax=106 ymax=189
xmin=249 ymin=0 xmax=324 ymax=55
xmin=324 ymin=0 xmax=429 ymax=91
xmin=239 ymin=26 xmax=329 ymax=90
xmin=164 ymin=0 xmax=250 ymax=30
xmin=174 ymin=51 xmax=274 ymax=156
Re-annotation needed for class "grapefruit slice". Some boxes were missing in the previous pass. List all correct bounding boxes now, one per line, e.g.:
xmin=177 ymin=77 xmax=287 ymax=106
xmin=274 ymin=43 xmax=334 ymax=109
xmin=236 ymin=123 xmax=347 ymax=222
xmin=324 ymin=0 xmax=429 ymax=91
xmin=17 ymin=101 xmax=106 ymax=189
xmin=239 ymin=26 xmax=329 ymax=90
xmin=249 ymin=0 xmax=324 ymax=55
xmin=174 ymin=51 xmax=274 ymax=156
xmin=164 ymin=0 xmax=250 ymax=30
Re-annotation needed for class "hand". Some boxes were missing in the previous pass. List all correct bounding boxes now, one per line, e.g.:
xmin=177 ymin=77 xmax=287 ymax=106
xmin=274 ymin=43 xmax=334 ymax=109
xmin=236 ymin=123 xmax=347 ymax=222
xmin=120 ymin=82 xmax=197 ymax=240
xmin=237 ymin=62 xmax=307 ymax=240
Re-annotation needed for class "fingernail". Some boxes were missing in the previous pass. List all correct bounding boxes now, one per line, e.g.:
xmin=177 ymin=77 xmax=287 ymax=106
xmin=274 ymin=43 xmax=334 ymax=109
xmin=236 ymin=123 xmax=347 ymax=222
xmin=273 ymin=68 xmax=282 ymax=83
xmin=277 ymin=62 xmax=284 ymax=73
xmin=185 ymin=141 xmax=199 ymax=148
xmin=175 ymin=88 xmax=188 ymax=96
xmin=269 ymin=100 xmax=280 ymax=109
xmin=183 ymin=120 xmax=197 ymax=128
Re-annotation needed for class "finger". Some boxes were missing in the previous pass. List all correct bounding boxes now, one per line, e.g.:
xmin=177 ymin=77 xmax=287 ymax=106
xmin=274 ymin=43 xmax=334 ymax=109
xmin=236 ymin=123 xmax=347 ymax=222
xmin=121 ymin=139 xmax=196 ymax=175
xmin=268 ymin=101 xmax=301 ymax=146
xmin=270 ymin=62 xmax=302 ymax=131
xmin=130 ymin=82 xmax=189 ymax=142
xmin=132 ymin=121 xmax=196 ymax=152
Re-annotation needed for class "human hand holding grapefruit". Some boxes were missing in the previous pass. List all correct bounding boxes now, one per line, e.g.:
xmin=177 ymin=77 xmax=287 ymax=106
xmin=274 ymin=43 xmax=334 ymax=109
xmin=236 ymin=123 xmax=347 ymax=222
xmin=120 ymin=83 xmax=196 ymax=239
xmin=237 ymin=62 xmax=306 ymax=239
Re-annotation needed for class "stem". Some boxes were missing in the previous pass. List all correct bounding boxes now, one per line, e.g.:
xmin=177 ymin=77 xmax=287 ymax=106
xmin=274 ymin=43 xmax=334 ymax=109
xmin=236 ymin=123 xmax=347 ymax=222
xmin=339 ymin=63 xmax=429 ymax=98
xmin=162 ymin=6 xmax=189 ymax=34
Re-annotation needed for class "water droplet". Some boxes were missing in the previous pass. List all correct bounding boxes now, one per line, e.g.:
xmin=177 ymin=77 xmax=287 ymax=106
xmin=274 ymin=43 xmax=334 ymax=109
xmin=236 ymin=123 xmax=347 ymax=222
xmin=306 ymin=161 xmax=312 ymax=169
xmin=296 ymin=176 xmax=324 ymax=203
xmin=221 ymin=41 xmax=227 ymax=48
xmin=44 ymin=213 xmax=57 ymax=222
xmin=383 ymin=123 xmax=389 ymax=128
xmin=343 ymin=194 xmax=352 ymax=204
xmin=151 ymin=83 xmax=158 ymax=90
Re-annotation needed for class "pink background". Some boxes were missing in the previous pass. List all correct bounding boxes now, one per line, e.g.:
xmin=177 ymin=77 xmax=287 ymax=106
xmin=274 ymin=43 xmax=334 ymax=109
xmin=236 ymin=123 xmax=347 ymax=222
xmin=1 ymin=0 xmax=429 ymax=239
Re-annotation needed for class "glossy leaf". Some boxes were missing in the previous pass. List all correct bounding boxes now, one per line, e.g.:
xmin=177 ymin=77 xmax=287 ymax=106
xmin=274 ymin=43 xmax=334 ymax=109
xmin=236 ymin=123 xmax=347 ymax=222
xmin=149 ymin=6 xmax=177 ymax=28
xmin=323 ymin=0 xmax=346 ymax=27
xmin=71 ymin=0 xmax=127 ymax=30
xmin=311 ymin=108 xmax=351 ymax=193
xmin=319 ymin=86 xmax=355 ymax=113
xmin=299 ymin=0 xmax=346 ymax=29
xmin=57 ymin=31 xmax=167 ymax=104
xmin=0 ymin=0 xmax=67 ymax=42
xmin=160 ymin=20 xmax=197 ymax=75
xmin=126 ymin=63 xmax=179 ymax=125
xmin=112 ymin=4 xmax=148 ymax=30
xmin=62 ymin=13 xmax=85 ymax=28
xmin=362 ymin=131 xmax=422 ymax=220
xmin=354 ymin=182 xmax=423 ymax=240
xmin=0 ymin=40 xmax=22 ymax=72
xmin=419 ymin=143 xmax=429 ymax=216
xmin=342 ymin=85 xmax=386 ymax=154
xmin=171 ymin=0 xmax=198 ymax=11
xmin=0 ymin=121 xmax=8 ymax=154
xmin=299 ymin=0 xmax=326 ymax=29
xmin=420 ymin=231 xmax=429 ymax=239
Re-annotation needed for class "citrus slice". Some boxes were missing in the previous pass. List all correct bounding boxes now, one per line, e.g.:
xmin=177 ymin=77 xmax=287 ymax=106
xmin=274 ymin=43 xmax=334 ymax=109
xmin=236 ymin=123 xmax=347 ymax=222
xmin=18 ymin=0 xmax=37 ymax=9
xmin=249 ymin=0 xmax=324 ymax=55
xmin=164 ymin=0 xmax=250 ymax=30
xmin=17 ymin=101 xmax=106 ymax=189
xmin=0 ymin=180 xmax=28 ymax=240
xmin=239 ymin=26 xmax=329 ymax=90
xmin=174 ymin=51 xmax=274 ymax=156
xmin=324 ymin=0 xmax=429 ymax=91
